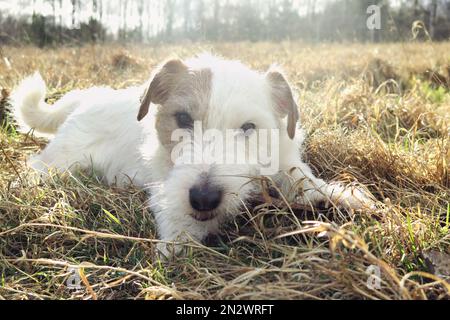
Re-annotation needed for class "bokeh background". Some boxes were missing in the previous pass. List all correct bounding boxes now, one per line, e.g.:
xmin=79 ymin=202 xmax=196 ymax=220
xmin=0 ymin=0 xmax=449 ymax=46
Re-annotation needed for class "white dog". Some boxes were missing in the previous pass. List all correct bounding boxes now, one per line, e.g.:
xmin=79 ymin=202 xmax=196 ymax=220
xmin=11 ymin=54 xmax=373 ymax=256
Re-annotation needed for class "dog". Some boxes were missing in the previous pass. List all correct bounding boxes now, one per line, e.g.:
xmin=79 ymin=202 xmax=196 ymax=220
xmin=11 ymin=54 xmax=374 ymax=257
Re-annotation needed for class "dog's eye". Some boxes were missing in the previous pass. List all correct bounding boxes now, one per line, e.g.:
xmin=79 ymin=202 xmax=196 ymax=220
xmin=241 ymin=122 xmax=256 ymax=135
xmin=175 ymin=112 xmax=193 ymax=129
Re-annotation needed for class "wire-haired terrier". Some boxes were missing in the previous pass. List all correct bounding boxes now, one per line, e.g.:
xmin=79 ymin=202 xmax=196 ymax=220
xmin=11 ymin=54 xmax=374 ymax=257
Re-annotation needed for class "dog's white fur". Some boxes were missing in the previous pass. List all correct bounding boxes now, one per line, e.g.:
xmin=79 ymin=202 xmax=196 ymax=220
xmin=11 ymin=54 xmax=373 ymax=257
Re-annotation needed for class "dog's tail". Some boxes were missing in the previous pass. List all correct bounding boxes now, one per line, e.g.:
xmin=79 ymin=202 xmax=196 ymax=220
xmin=10 ymin=72 xmax=75 ymax=135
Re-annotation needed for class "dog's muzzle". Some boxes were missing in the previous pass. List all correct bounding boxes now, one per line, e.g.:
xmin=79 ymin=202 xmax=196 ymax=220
xmin=189 ymin=184 xmax=223 ymax=221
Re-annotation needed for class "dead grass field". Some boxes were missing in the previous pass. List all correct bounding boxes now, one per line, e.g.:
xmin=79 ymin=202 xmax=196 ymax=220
xmin=0 ymin=41 xmax=449 ymax=300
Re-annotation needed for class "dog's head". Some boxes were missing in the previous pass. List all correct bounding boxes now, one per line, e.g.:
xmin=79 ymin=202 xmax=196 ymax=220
xmin=139 ymin=54 xmax=300 ymax=222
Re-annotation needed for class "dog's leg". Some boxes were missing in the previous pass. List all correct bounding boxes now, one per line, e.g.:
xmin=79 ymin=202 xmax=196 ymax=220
xmin=280 ymin=159 xmax=374 ymax=211
xmin=28 ymin=133 xmax=92 ymax=178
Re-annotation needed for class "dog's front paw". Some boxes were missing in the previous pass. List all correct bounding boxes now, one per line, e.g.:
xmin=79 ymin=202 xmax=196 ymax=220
xmin=329 ymin=183 xmax=376 ymax=211
xmin=156 ymin=240 xmax=189 ymax=261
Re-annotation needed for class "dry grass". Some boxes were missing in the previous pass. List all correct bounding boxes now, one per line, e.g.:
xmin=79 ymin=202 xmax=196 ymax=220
xmin=0 ymin=42 xmax=449 ymax=300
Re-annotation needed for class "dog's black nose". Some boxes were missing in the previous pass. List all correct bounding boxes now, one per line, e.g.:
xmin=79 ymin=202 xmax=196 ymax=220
xmin=189 ymin=184 xmax=223 ymax=214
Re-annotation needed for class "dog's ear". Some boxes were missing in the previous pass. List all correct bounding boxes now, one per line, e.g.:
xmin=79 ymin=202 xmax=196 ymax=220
xmin=266 ymin=68 xmax=299 ymax=139
xmin=138 ymin=59 xmax=188 ymax=121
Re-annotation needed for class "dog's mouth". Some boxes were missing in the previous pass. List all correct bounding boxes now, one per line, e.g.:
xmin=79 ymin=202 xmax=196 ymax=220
xmin=190 ymin=211 xmax=218 ymax=222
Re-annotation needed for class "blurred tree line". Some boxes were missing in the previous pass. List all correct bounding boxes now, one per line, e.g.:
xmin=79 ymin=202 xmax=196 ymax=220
xmin=0 ymin=0 xmax=449 ymax=46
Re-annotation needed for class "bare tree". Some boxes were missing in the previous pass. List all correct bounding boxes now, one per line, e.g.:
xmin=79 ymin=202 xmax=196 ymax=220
xmin=48 ymin=0 xmax=56 ymax=27
xmin=58 ymin=0 xmax=63 ymax=40
xmin=212 ymin=0 xmax=220 ymax=39
xmin=196 ymin=0 xmax=205 ymax=38
xmin=137 ymin=0 xmax=145 ymax=40
xmin=414 ymin=0 xmax=420 ymax=17
xmin=183 ymin=0 xmax=191 ymax=35
xmin=92 ymin=0 xmax=98 ymax=20
xmin=429 ymin=0 xmax=437 ymax=39
xmin=446 ymin=0 xmax=450 ymax=20
xmin=98 ymin=0 xmax=103 ymax=22
xmin=71 ymin=0 xmax=77 ymax=27
xmin=58 ymin=0 xmax=63 ymax=25
xmin=121 ymin=0 xmax=129 ymax=32
xmin=146 ymin=0 xmax=153 ymax=40
xmin=78 ymin=0 xmax=83 ymax=23
xmin=165 ymin=0 xmax=175 ymax=38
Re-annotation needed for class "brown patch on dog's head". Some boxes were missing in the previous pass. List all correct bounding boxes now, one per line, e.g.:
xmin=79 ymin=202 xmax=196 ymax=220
xmin=139 ymin=58 xmax=212 ymax=152
xmin=138 ymin=59 xmax=189 ymax=121
xmin=266 ymin=68 xmax=299 ymax=139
